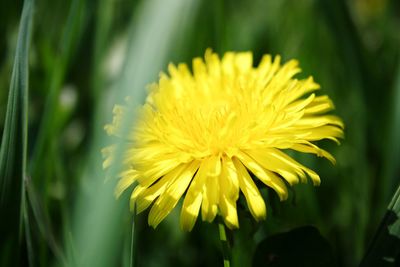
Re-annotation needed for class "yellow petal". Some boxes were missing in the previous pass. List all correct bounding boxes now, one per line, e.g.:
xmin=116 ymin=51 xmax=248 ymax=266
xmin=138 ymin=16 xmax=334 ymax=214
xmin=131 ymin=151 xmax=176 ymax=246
xmin=235 ymin=151 xmax=288 ymax=200
xmin=114 ymin=173 xmax=138 ymax=198
xmin=137 ymin=159 xmax=183 ymax=187
xmin=285 ymin=76 xmax=320 ymax=104
xmin=221 ymin=157 xmax=240 ymax=199
xmin=294 ymin=115 xmax=344 ymax=129
xmin=265 ymin=148 xmax=320 ymax=185
xmin=117 ymin=168 xmax=138 ymax=179
xmin=244 ymin=149 xmax=300 ymax=185
xmin=201 ymin=156 xmax=221 ymax=222
xmin=302 ymin=125 xmax=344 ymax=143
xmin=193 ymin=57 xmax=207 ymax=79
xmin=201 ymin=176 xmax=219 ymax=222
xmin=135 ymin=174 xmax=171 ymax=214
xmin=181 ymin=193 xmax=202 ymax=232
xmin=219 ymin=195 xmax=239 ymax=229
xmin=148 ymin=161 xmax=200 ymax=228
xmin=284 ymin=93 xmax=315 ymax=113
xmin=234 ymin=52 xmax=253 ymax=73
xmin=180 ymin=160 xmax=210 ymax=231
xmin=291 ymin=142 xmax=336 ymax=164
xmin=232 ymin=157 xmax=266 ymax=221
xmin=221 ymin=52 xmax=235 ymax=76
xmin=132 ymin=164 xmax=185 ymax=213
xmin=218 ymin=157 xmax=240 ymax=229
xmin=130 ymin=185 xmax=146 ymax=211
xmin=304 ymin=95 xmax=334 ymax=115
xmin=205 ymin=49 xmax=221 ymax=78
xmin=302 ymin=166 xmax=321 ymax=186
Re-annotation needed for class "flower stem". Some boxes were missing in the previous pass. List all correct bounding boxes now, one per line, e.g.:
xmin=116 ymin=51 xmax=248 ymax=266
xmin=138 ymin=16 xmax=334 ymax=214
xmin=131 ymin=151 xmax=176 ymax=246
xmin=218 ymin=218 xmax=231 ymax=267
xmin=130 ymin=213 xmax=136 ymax=267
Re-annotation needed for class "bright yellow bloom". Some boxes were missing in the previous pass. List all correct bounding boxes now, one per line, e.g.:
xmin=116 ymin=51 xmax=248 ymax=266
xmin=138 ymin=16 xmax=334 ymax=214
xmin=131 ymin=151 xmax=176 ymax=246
xmin=103 ymin=49 xmax=344 ymax=231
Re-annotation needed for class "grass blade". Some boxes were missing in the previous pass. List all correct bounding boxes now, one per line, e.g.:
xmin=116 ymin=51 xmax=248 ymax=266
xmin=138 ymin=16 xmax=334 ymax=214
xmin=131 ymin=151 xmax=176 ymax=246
xmin=21 ymin=180 xmax=34 ymax=267
xmin=361 ymin=59 xmax=400 ymax=267
xmin=130 ymin=214 xmax=136 ymax=267
xmin=29 ymin=0 xmax=86 ymax=175
xmin=66 ymin=1 xmax=200 ymax=266
xmin=24 ymin=175 xmax=67 ymax=264
xmin=0 ymin=0 xmax=34 ymax=265
xmin=0 ymin=0 xmax=33 ymax=203
xmin=360 ymin=184 xmax=400 ymax=266
xmin=382 ymin=61 xmax=400 ymax=202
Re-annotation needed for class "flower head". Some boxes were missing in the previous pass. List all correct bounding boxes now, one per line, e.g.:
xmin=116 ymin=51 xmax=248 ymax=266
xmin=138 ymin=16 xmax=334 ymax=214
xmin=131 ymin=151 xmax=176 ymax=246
xmin=103 ymin=49 xmax=344 ymax=231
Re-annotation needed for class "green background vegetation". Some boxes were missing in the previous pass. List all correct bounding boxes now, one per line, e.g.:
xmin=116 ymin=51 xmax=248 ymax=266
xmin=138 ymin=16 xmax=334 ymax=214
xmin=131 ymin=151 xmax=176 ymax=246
xmin=0 ymin=0 xmax=399 ymax=266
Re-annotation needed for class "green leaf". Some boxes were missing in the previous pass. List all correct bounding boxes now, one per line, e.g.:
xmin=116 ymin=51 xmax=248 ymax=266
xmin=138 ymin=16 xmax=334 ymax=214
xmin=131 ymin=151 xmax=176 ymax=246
xmin=24 ymin=175 xmax=67 ymax=264
xmin=252 ymin=226 xmax=336 ymax=267
xmin=360 ymin=185 xmax=400 ymax=266
xmin=0 ymin=0 xmax=34 ymax=265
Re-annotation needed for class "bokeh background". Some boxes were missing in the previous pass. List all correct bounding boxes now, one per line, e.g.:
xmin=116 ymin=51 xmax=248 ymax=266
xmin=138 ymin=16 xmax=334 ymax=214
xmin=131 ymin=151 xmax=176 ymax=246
xmin=1 ymin=0 xmax=399 ymax=266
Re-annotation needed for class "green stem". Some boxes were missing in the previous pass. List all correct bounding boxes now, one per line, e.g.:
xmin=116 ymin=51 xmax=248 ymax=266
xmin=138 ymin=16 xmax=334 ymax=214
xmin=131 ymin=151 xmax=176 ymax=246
xmin=130 ymin=214 xmax=136 ymax=267
xmin=218 ymin=218 xmax=231 ymax=267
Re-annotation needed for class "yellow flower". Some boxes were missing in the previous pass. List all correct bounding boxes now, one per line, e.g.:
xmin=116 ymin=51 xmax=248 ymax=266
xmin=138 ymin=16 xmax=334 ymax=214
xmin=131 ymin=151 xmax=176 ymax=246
xmin=103 ymin=49 xmax=344 ymax=231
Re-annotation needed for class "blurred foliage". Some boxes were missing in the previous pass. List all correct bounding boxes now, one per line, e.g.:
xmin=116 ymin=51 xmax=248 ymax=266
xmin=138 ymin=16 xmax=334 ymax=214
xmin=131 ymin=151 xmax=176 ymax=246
xmin=252 ymin=226 xmax=336 ymax=267
xmin=0 ymin=0 xmax=399 ymax=266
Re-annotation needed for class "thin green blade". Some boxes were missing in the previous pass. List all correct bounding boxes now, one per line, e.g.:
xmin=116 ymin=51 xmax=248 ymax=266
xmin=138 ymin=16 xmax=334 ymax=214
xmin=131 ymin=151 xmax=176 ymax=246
xmin=0 ymin=0 xmax=34 ymax=265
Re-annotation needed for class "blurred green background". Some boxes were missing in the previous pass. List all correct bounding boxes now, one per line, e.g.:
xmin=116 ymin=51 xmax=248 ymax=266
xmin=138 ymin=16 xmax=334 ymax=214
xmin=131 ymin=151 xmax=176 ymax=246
xmin=1 ymin=0 xmax=399 ymax=266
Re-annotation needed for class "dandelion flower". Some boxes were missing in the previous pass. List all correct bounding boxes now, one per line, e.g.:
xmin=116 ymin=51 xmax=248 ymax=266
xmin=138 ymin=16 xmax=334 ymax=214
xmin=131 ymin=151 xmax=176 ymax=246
xmin=103 ymin=49 xmax=344 ymax=231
